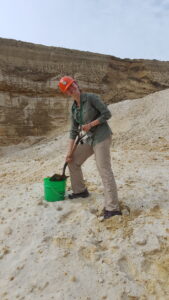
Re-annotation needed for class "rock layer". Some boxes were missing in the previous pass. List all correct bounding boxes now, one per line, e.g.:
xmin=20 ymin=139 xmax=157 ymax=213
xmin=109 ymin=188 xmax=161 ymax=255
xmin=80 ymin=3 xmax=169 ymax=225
xmin=0 ymin=38 xmax=169 ymax=145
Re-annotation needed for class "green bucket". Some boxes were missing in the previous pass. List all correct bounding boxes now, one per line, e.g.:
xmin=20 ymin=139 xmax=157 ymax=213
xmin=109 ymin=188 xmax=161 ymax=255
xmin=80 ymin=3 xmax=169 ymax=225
xmin=44 ymin=177 xmax=67 ymax=202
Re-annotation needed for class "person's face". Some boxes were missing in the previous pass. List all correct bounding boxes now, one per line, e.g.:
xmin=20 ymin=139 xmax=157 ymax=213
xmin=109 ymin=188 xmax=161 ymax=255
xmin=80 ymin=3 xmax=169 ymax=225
xmin=64 ymin=82 xmax=80 ymax=97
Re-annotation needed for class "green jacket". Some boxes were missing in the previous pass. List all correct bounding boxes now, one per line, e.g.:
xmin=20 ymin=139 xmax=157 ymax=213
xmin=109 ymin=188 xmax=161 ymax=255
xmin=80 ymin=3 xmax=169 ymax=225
xmin=69 ymin=93 xmax=112 ymax=146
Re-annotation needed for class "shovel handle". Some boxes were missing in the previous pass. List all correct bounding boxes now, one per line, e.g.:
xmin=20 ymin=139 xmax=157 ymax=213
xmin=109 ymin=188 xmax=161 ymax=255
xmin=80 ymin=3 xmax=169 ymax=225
xmin=69 ymin=133 xmax=87 ymax=156
xmin=62 ymin=162 xmax=68 ymax=177
xmin=62 ymin=133 xmax=87 ymax=176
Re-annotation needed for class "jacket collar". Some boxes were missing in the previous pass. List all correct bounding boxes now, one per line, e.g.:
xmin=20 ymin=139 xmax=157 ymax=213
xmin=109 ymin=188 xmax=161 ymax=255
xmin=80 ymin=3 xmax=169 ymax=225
xmin=73 ymin=93 xmax=86 ymax=107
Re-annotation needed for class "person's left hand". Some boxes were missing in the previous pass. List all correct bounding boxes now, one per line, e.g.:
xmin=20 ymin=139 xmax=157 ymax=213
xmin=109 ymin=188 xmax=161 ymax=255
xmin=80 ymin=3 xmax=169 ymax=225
xmin=82 ymin=123 xmax=92 ymax=132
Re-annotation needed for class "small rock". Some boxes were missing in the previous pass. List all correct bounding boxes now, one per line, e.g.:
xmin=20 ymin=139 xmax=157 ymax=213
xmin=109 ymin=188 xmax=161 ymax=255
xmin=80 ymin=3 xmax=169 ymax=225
xmin=9 ymin=276 xmax=15 ymax=281
xmin=122 ymin=208 xmax=130 ymax=216
xmin=136 ymin=239 xmax=147 ymax=246
xmin=98 ymin=216 xmax=104 ymax=222
xmin=70 ymin=276 xmax=77 ymax=282
xmin=17 ymin=264 xmax=24 ymax=270
xmin=37 ymin=199 xmax=43 ymax=206
xmin=63 ymin=250 xmax=70 ymax=257
xmin=89 ymin=207 xmax=98 ymax=214
xmin=38 ymin=249 xmax=43 ymax=254
xmin=102 ymin=258 xmax=112 ymax=265
xmin=4 ymin=227 xmax=12 ymax=235
xmin=135 ymin=235 xmax=147 ymax=246
xmin=94 ymin=254 xmax=101 ymax=261
xmin=56 ymin=206 xmax=63 ymax=211
xmin=0 ymin=246 xmax=10 ymax=259
xmin=98 ymin=278 xmax=104 ymax=284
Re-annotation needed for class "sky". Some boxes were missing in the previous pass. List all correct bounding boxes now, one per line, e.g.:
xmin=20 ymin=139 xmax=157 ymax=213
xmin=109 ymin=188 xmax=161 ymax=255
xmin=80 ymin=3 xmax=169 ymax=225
xmin=0 ymin=0 xmax=169 ymax=61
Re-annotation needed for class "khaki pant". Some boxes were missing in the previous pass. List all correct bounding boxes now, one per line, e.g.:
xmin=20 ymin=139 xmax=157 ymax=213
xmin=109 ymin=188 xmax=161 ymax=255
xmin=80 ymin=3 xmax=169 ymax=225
xmin=68 ymin=136 xmax=119 ymax=211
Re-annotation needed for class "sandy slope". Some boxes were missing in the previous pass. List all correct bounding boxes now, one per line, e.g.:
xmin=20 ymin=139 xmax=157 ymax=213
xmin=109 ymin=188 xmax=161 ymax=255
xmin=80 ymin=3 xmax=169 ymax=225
xmin=0 ymin=89 xmax=169 ymax=300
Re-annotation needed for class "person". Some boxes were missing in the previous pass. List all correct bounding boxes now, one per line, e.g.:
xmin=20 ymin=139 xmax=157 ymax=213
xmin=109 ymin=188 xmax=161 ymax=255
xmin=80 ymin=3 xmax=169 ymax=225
xmin=58 ymin=76 xmax=122 ymax=219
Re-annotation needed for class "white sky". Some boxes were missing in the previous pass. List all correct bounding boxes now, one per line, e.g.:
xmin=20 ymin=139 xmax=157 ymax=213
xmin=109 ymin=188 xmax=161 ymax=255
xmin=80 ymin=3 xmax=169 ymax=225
xmin=0 ymin=0 xmax=169 ymax=61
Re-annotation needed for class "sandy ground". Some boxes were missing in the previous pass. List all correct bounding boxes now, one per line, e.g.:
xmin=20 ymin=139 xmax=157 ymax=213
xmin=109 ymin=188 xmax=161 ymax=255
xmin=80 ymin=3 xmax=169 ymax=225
xmin=0 ymin=89 xmax=169 ymax=300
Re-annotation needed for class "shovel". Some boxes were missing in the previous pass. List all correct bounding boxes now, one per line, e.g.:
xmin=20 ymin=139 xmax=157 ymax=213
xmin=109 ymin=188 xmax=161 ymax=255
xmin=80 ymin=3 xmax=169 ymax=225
xmin=50 ymin=131 xmax=87 ymax=181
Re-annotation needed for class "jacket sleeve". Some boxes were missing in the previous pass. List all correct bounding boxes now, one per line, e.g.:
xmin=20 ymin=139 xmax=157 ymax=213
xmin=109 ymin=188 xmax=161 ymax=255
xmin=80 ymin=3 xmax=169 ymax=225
xmin=69 ymin=114 xmax=79 ymax=140
xmin=91 ymin=94 xmax=112 ymax=124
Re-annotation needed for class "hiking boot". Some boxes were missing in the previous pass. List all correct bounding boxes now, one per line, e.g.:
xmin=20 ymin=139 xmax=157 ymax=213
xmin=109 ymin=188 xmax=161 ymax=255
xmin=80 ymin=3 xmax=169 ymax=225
xmin=68 ymin=188 xmax=89 ymax=199
xmin=104 ymin=209 xmax=122 ymax=219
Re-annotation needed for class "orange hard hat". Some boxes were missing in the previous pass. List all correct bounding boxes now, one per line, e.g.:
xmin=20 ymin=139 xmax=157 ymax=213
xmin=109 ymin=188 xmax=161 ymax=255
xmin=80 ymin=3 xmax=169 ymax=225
xmin=58 ymin=76 xmax=75 ymax=93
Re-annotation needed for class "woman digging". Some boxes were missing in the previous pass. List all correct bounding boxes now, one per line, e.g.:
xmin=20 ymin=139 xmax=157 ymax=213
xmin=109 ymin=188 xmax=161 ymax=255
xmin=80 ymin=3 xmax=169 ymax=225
xmin=58 ymin=76 xmax=122 ymax=219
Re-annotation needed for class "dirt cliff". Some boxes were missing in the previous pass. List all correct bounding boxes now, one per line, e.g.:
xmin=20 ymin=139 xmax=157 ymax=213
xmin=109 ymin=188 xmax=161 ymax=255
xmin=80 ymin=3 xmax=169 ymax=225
xmin=0 ymin=37 xmax=169 ymax=145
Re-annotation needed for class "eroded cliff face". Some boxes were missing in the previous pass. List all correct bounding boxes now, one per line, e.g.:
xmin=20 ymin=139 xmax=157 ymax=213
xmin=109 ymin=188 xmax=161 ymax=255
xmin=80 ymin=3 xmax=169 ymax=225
xmin=0 ymin=37 xmax=169 ymax=145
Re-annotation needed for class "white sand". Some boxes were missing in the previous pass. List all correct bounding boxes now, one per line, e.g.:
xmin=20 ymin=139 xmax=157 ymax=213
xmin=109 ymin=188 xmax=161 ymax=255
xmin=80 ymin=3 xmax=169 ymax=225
xmin=0 ymin=89 xmax=169 ymax=300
